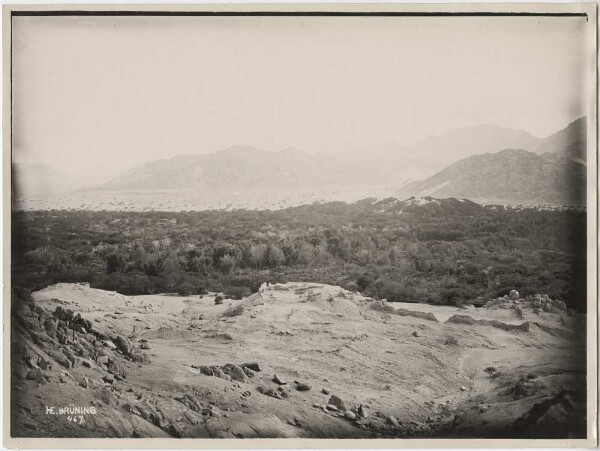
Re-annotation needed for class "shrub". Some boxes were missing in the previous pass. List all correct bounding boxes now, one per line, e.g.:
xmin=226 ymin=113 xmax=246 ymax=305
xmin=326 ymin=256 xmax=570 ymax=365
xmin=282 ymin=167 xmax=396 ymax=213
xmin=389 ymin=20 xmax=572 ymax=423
xmin=223 ymin=285 xmax=252 ymax=300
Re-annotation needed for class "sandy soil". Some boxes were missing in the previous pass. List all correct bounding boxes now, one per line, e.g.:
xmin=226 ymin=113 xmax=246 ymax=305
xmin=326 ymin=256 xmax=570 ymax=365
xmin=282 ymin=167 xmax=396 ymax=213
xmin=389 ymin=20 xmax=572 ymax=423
xmin=13 ymin=185 xmax=396 ymax=212
xmin=10 ymin=282 xmax=586 ymax=439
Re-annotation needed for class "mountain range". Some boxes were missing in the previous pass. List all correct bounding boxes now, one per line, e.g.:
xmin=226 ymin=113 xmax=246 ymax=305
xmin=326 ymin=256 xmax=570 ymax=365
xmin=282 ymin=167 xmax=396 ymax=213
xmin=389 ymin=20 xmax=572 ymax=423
xmin=16 ymin=116 xmax=587 ymax=207
xmin=99 ymin=146 xmax=376 ymax=191
xmin=396 ymin=117 xmax=587 ymax=205
xmin=337 ymin=124 xmax=541 ymax=182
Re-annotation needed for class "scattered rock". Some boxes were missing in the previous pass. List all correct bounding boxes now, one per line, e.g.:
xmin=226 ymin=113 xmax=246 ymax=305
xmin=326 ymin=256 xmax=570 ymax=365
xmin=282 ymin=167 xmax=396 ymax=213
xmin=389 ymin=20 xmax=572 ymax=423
xmin=46 ymin=349 xmax=71 ymax=369
xmin=229 ymin=365 xmax=249 ymax=383
xmin=168 ymin=423 xmax=184 ymax=438
xmin=295 ymin=382 xmax=311 ymax=391
xmin=327 ymin=395 xmax=346 ymax=411
xmin=386 ymin=415 xmax=399 ymax=427
xmin=358 ymin=405 xmax=368 ymax=418
xmin=199 ymin=366 xmax=214 ymax=376
xmin=37 ymin=357 xmax=51 ymax=371
xmin=212 ymin=367 xmax=229 ymax=381
xmin=107 ymin=360 xmax=127 ymax=379
xmin=344 ymin=411 xmax=357 ymax=421
xmin=103 ymin=374 xmax=115 ymax=384
xmin=97 ymin=355 xmax=109 ymax=365
xmin=26 ymin=368 xmax=47 ymax=384
xmin=256 ymin=385 xmax=283 ymax=399
xmin=113 ymin=335 xmax=131 ymax=355
xmin=273 ymin=374 xmax=287 ymax=385
xmin=97 ymin=386 xmax=117 ymax=405
xmin=75 ymin=375 xmax=89 ymax=388
xmin=102 ymin=340 xmax=117 ymax=350
xmin=243 ymin=362 xmax=261 ymax=372
xmin=242 ymin=367 xmax=255 ymax=378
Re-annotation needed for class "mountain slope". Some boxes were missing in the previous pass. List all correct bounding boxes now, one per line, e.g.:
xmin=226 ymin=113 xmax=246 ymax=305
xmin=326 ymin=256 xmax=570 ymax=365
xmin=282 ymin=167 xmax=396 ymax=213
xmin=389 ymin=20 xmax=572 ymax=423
xmin=407 ymin=124 xmax=540 ymax=171
xmin=336 ymin=125 xmax=540 ymax=183
xmin=534 ymin=117 xmax=586 ymax=161
xmin=100 ymin=146 xmax=373 ymax=191
xmin=395 ymin=149 xmax=586 ymax=205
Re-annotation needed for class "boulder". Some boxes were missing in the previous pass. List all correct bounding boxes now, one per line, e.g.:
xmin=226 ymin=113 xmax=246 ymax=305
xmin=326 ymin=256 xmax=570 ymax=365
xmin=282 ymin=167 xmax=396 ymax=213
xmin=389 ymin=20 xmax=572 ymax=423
xmin=344 ymin=411 xmax=357 ymax=421
xmin=75 ymin=375 xmax=89 ymax=388
xmin=102 ymin=340 xmax=117 ymax=350
xmin=17 ymin=304 xmax=32 ymax=318
xmin=199 ymin=366 xmax=214 ymax=376
xmin=273 ymin=374 xmax=287 ymax=385
xmin=97 ymin=355 xmax=110 ymax=365
xmin=327 ymin=395 xmax=346 ymax=411
xmin=113 ymin=335 xmax=131 ymax=355
xmin=130 ymin=352 xmax=150 ymax=364
xmin=48 ymin=349 xmax=71 ymax=369
xmin=107 ymin=360 xmax=127 ymax=378
xmin=243 ymin=362 xmax=261 ymax=372
xmin=97 ymin=386 xmax=117 ymax=405
xmin=22 ymin=317 xmax=41 ymax=332
xmin=82 ymin=319 xmax=93 ymax=333
xmin=62 ymin=348 xmax=80 ymax=368
xmin=295 ymin=382 xmax=311 ymax=391
xmin=45 ymin=319 xmax=58 ymax=337
xmin=56 ymin=329 xmax=67 ymax=345
xmin=37 ymin=357 xmax=51 ymax=371
xmin=103 ymin=373 xmax=115 ymax=384
xmin=256 ymin=385 xmax=282 ymax=399
xmin=53 ymin=306 xmax=65 ymax=320
xmin=386 ymin=415 xmax=400 ymax=427
xmin=509 ymin=290 xmax=520 ymax=301
xmin=26 ymin=368 xmax=47 ymax=384
xmin=229 ymin=365 xmax=249 ymax=383
xmin=242 ymin=367 xmax=255 ymax=378
xmin=212 ymin=367 xmax=228 ymax=380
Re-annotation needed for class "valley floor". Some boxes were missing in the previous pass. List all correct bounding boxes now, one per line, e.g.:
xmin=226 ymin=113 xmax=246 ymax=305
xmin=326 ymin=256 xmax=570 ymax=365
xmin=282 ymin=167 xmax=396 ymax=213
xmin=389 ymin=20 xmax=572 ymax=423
xmin=10 ymin=282 xmax=586 ymax=439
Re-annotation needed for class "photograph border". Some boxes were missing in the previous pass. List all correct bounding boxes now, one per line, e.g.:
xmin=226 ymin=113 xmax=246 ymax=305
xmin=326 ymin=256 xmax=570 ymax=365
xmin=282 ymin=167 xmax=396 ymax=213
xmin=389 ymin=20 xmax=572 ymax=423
xmin=2 ymin=3 xmax=597 ymax=448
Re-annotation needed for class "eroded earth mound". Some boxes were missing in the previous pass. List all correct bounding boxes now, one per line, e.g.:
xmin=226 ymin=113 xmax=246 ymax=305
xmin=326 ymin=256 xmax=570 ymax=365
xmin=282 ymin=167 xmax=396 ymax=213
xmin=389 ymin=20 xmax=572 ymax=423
xmin=11 ymin=282 xmax=586 ymax=439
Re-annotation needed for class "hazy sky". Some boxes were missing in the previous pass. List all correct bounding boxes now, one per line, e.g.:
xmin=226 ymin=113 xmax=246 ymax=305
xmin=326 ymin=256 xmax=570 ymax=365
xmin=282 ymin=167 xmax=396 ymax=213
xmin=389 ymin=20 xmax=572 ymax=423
xmin=12 ymin=15 xmax=589 ymax=178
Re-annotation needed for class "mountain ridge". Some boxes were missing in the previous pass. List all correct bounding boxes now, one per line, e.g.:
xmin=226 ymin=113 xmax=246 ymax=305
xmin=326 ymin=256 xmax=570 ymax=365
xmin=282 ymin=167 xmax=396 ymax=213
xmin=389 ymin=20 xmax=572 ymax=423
xmin=99 ymin=145 xmax=375 ymax=191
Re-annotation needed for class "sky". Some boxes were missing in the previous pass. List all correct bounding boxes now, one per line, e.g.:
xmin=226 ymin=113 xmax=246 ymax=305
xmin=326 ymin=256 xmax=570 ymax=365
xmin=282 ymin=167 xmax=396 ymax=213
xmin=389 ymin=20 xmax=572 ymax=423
xmin=12 ymin=15 xmax=590 ymax=179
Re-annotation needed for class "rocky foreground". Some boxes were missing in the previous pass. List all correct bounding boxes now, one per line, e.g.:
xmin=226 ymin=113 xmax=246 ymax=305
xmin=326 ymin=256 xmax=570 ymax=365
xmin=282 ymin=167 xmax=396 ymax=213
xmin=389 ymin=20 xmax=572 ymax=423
xmin=11 ymin=282 xmax=586 ymax=439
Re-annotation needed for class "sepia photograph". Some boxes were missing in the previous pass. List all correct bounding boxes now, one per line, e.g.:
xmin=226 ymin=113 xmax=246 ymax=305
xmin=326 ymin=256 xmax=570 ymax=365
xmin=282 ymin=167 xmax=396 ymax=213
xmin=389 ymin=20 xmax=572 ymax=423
xmin=3 ymin=3 xmax=597 ymax=447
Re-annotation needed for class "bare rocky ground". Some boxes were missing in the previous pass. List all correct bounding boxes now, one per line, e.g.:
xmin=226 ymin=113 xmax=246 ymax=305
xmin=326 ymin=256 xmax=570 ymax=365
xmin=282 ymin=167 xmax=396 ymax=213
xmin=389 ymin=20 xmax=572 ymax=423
xmin=11 ymin=282 xmax=586 ymax=439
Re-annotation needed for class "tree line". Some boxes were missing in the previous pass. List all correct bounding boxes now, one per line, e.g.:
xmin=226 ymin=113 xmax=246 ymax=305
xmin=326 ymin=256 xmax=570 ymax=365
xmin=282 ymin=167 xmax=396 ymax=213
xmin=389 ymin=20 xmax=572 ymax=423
xmin=11 ymin=199 xmax=587 ymax=311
